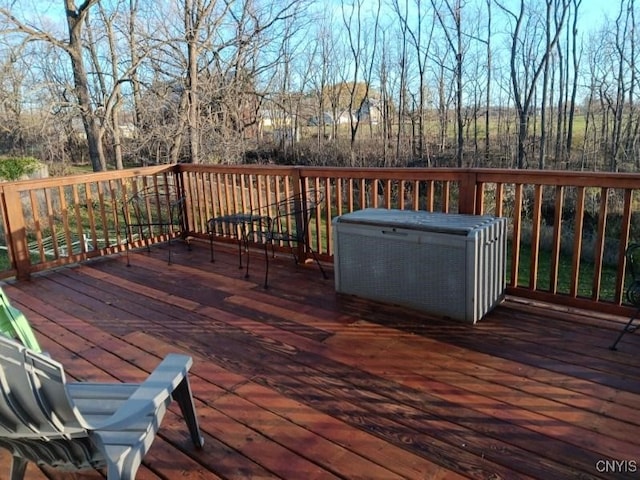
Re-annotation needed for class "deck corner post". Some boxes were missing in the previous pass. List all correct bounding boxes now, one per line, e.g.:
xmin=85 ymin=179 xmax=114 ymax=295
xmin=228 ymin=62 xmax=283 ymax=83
xmin=3 ymin=186 xmax=31 ymax=280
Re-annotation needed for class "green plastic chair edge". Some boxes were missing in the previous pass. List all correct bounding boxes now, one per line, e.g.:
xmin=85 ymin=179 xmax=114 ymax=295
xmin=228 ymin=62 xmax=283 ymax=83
xmin=0 ymin=287 xmax=42 ymax=353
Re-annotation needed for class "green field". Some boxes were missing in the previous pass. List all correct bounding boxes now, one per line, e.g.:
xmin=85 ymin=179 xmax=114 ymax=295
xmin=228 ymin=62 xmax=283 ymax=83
xmin=509 ymin=241 xmax=620 ymax=302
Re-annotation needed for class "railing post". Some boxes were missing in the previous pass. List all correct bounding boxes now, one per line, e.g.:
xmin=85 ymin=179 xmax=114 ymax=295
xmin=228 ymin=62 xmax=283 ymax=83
xmin=172 ymin=165 xmax=189 ymax=237
xmin=458 ymin=170 xmax=477 ymax=214
xmin=3 ymin=186 xmax=31 ymax=280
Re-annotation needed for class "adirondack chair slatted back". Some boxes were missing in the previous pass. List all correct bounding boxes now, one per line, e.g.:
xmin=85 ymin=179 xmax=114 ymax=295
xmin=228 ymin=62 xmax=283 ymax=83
xmin=0 ymin=339 xmax=84 ymax=438
xmin=0 ymin=436 xmax=101 ymax=472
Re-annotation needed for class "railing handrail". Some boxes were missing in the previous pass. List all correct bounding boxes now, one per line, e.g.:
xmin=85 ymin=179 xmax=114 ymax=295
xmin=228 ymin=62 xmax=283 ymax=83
xmin=2 ymin=165 xmax=174 ymax=191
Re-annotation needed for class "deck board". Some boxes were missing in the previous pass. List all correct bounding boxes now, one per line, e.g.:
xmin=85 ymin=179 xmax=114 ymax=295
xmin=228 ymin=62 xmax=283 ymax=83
xmin=3 ymin=240 xmax=640 ymax=479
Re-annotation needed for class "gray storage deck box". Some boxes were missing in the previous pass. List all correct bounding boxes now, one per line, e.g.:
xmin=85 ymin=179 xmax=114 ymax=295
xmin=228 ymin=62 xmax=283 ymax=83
xmin=333 ymin=209 xmax=507 ymax=323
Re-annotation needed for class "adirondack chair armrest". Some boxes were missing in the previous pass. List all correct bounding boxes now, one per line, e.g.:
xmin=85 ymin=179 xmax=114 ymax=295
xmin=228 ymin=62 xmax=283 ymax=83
xmin=83 ymin=354 xmax=203 ymax=447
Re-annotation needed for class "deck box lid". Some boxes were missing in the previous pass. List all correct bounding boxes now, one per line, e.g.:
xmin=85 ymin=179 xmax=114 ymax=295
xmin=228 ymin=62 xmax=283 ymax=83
xmin=334 ymin=208 xmax=499 ymax=235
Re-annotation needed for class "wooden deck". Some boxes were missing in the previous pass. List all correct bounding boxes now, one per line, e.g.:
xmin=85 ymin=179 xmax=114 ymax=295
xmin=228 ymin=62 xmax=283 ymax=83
xmin=2 ymin=239 xmax=640 ymax=480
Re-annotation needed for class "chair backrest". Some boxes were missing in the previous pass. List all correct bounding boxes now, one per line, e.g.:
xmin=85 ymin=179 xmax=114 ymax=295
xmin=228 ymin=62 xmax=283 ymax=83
xmin=270 ymin=188 xmax=324 ymax=242
xmin=123 ymin=184 xmax=186 ymax=235
xmin=0 ymin=335 xmax=85 ymax=439
xmin=626 ymin=244 xmax=640 ymax=306
xmin=0 ymin=288 xmax=42 ymax=353
xmin=626 ymin=244 xmax=640 ymax=281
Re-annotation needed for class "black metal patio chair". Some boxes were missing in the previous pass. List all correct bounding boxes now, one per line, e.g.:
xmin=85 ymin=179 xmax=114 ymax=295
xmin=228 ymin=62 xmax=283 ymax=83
xmin=122 ymin=184 xmax=188 ymax=266
xmin=253 ymin=188 xmax=328 ymax=289
xmin=610 ymin=243 xmax=640 ymax=350
xmin=208 ymin=211 xmax=269 ymax=278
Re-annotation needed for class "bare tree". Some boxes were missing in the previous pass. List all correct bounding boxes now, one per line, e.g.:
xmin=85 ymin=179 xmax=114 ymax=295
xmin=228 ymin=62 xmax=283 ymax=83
xmin=623 ymin=0 xmax=637 ymax=165
xmin=86 ymin=3 xmax=126 ymax=169
xmin=377 ymin=29 xmax=392 ymax=165
xmin=484 ymin=0 xmax=492 ymax=161
xmin=538 ymin=0 xmax=553 ymax=168
xmin=390 ymin=3 xmax=409 ymax=165
xmin=75 ymin=0 xmax=156 ymax=170
xmin=270 ymin=13 xmax=315 ymax=160
xmin=564 ymin=0 xmax=583 ymax=163
xmin=0 ymin=0 xmax=629 ymax=172
xmin=432 ymin=0 xmax=464 ymax=167
xmin=0 ymin=0 xmax=156 ymax=171
xmin=63 ymin=0 xmax=106 ymax=170
xmin=182 ymin=0 xmax=227 ymax=164
xmin=497 ymin=0 xmax=569 ymax=169
xmin=341 ymin=0 xmax=381 ymax=165
xmin=603 ymin=1 xmax=634 ymax=171
xmin=308 ymin=14 xmax=336 ymax=146
xmin=430 ymin=41 xmax=455 ymax=155
xmin=0 ymin=40 xmax=28 ymax=153
xmin=391 ymin=0 xmax=436 ymax=165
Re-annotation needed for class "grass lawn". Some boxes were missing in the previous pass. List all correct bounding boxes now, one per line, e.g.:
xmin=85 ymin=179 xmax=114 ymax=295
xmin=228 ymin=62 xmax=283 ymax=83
xmin=508 ymin=241 xmax=620 ymax=302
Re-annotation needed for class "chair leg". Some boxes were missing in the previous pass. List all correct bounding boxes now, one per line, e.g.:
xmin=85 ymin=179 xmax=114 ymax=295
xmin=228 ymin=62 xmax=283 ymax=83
xmin=294 ymin=240 xmax=327 ymax=280
xmin=238 ymin=237 xmax=244 ymax=270
xmin=173 ymin=377 xmax=204 ymax=448
xmin=210 ymin=234 xmax=215 ymax=263
xmin=307 ymin=246 xmax=328 ymax=279
xmin=244 ymin=237 xmax=251 ymax=279
xmin=610 ymin=308 xmax=640 ymax=350
xmin=10 ymin=456 xmax=27 ymax=480
xmin=106 ymin=458 xmax=128 ymax=480
xmin=263 ymin=241 xmax=270 ymax=289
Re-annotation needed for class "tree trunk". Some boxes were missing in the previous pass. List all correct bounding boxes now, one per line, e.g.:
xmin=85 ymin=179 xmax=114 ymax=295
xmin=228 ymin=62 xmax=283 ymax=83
xmin=455 ymin=11 xmax=463 ymax=167
xmin=538 ymin=1 xmax=552 ymax=169
xmin=485 ymin=0 xmax=492 ymax=162
xmin=99 ymin=4 xmax=124 ymax=169
xmin=65 ymin=0 xmax=105 ymax=171
xmin=129 ymin=0 xmax=143 ymax=130
xmin=185 ymin=1 xmax=200 ymax=164
xmin=566 ymin=0 xmax=582 ymax=159
xmin=516 ymin=112 xmax=527 ymax=169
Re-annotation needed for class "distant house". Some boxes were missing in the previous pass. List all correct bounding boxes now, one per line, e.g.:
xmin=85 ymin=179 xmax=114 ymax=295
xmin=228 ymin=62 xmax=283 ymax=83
xmin=118 ymin=123 xmax=136 ymax=139
xmin=357 ymin=98 xmax=382 ymax=125
xmin=335 ymin=110 xmax=356 ymax=125
xmin=307 ymin=112 xmax=335 ymax=126
xmin=259 ymin=109 xmax=295 ymax=129
xmin=69 ymin=117 xmax=138 ymax=139
xmin=307 ymin=110 xmax=355 ymax=126
xmin=273 ymin=127 xmax=300 ymax=145
xmin=260 ymin=112 xmax=273 ymax=128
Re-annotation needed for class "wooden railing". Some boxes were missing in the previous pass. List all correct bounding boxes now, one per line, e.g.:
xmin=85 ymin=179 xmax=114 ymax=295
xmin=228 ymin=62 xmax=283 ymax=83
xmin=0 ymin=165 xmax=179 ymax=279
xmin=1 ymin=164 xmax=639 ymax=317
xmin=179 ymin=165 xmax=640 ymax=316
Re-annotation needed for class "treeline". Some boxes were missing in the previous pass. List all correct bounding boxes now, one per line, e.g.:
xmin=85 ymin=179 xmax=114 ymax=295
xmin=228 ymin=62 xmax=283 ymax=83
xmin=0 ymin=0 xmax=637 ymax=172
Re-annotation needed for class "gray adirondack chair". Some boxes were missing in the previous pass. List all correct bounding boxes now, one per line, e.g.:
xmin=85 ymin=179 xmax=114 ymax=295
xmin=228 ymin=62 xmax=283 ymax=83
xmin=0 ymin=335 xmax=204 ymax=479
